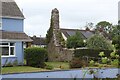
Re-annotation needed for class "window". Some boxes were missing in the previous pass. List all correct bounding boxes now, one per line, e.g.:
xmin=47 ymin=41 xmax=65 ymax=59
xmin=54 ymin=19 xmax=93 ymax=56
xmin=0 ymin=42 xmax=15 ymax=57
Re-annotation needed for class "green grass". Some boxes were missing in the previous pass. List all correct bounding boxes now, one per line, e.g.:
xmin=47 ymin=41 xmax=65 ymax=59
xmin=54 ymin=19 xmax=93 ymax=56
xmin=2 ymin=62 xmax=70 ymax=74
xmin=2 ymin=66 xmax=48 ymax=74
xmin=45 ymin=62 xmax=70 ymax=70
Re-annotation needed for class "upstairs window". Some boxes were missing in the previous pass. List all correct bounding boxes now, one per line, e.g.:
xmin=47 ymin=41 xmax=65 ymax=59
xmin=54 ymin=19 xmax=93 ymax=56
xmin=0 ymin=42 xmax=15 ymax=57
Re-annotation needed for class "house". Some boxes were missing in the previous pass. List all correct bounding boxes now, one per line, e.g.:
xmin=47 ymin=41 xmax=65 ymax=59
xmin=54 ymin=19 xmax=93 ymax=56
xmin=0 ymin=0 xmax=32 ymax=66
xmin=23 ymin=36 xmax=47 ymax=48
xmin=30 ymin=35 xmax=46 ymax=48
xmin=60 ymin=28 xmax=95 ymax=42
xmin=60 ymin=28 xmax=111 ymax=42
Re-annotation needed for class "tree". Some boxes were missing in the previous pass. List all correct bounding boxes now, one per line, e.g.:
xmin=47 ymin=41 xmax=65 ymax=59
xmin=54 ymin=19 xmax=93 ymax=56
xmin=85 ymin=22 xmax=94 ymax=30
xmin=86 ymin=34 xmax=113 ymax=50
xmin=96 ymin=21 xmax=113 ymax=33
xmin=111 ymin=25 xmax=120 ymax=50
xmin=112 ymin=35 xmax=120 ymax=50
xmin=66 ymin=31 xmax=84 ymax=49
xmin=118 ymin=20 xmax=120 ymax=25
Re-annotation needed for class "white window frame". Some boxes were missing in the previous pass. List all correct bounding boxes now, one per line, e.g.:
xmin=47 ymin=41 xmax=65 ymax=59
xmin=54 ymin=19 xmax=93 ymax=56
xmin=0 ymin=42 xmax=16 ymax=57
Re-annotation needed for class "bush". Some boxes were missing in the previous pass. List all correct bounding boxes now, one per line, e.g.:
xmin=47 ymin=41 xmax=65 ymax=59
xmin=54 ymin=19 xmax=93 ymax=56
xmin=66 ymin=31 xmax=85 ymax=49
xmin=45 ymin=65 xmax=54 ymax=70
xmin=86 ymin=34 xmax=113 ymax=50
xmin=74 ymin=49 xmax=112 ymax=58
xmin=89 ymin=60 xmax=94 ymax=66
xmin=99 ymin=52 xmax=105 ymax=57
xmin=70 ymin=58 xmax=88 ymax=68
xmin=101 ymin=57 xmax=108 ymax=64
xmin=24 ymin=47 xmax=47 ymax=68
xmin=111 ymin=59 xmax=119 ymax=67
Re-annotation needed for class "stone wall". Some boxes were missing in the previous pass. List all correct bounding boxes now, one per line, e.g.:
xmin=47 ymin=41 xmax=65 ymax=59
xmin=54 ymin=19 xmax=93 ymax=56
xmin=47 ymin=41 xmax=74 ymax=62
xmin=59 ymin=48 xmax=74 ymax=62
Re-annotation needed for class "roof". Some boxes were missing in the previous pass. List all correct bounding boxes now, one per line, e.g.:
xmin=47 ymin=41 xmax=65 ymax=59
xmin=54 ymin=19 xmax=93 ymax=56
xmin=60 ymin=28 xmax=95 ymax=39
xmin=0 ymin=30 xmax=32 ymax=42
xmin=1 ymin=0 xmax=24 ymax=19
xmin=30 ymin=36 xmax=47 ymax=45
xmin=60 ymin=28 xmax=111 ymax=40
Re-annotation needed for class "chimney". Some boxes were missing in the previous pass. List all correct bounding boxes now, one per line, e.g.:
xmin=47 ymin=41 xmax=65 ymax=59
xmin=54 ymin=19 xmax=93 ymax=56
xmin=51 ymin=8 xmax=59 ymax=29
xmin=85 ymin=27 xmax=90 ymax=31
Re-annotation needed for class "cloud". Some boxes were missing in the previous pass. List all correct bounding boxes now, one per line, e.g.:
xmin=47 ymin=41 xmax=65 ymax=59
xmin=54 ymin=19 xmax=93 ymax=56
xmin=15 ymin=0 xmax=119 ymax=37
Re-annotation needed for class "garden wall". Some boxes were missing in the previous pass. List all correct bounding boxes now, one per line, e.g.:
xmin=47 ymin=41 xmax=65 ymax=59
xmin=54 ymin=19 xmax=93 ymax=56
xmin=47 ymin=44 xmax=113 ymax=62
xmin=47 ymin=41 xmax=74 ymax=62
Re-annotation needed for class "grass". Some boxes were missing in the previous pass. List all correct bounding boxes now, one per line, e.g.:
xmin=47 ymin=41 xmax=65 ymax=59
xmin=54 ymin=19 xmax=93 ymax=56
xmin=45 ymin=62 xmax=70 ymax=70
xmin=2 ymin=66 xmax=48 ymax=74
xmin=2 ymin=62 xmax=70 ymax=74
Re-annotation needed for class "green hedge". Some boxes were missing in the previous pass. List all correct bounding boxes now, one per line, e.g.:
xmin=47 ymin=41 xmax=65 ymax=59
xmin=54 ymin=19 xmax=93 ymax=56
xmin=74 ymin=49 xmax=113 ymax=58
xmin=24 ymin=47 xmax=47 ymax=68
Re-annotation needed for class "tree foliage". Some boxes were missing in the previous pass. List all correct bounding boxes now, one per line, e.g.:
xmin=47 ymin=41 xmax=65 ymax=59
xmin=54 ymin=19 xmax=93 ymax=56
xmin=96 ymin=21 xmax=112 ymax=33
xmin=112 ymin=35 xmax=120 ymax=50
xmin=66 ymin=31 xmax=84 ymax=49
xmin=86 ymin=34 xmax=113 ymax=50
xmin=111 ymin=25 xmax=120 ymax=50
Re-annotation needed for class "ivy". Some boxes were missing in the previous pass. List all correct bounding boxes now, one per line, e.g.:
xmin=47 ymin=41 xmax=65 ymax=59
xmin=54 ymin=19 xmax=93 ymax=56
xmin=46 ymin=18 xmax=53 ymax=44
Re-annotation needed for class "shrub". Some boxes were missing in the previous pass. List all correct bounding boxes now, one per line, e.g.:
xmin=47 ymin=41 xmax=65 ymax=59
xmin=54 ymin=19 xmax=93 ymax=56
xmin=86 ymin=34 xmax=113 ymax=50
xmin=94 ymin=62 xmax=100 ymax=67
xmin=111 ymin=59 xmax=119 ymax=67
xmin=66 ymin=31 xmax=85 ymax=49
xmin=25 ymin=47 xmax=47 ymax=68
xmin=99 ymin=52 xmax=105 ymax=57
xmin=70 ymin=58 xmax=88 ymax=68
xmin=101 ymin=57 xmax=108 ymax=64
xmin=45 ymin=65 xmax=54 ymax=70
xmin=110 ymin=51 xmax=116 ymax=58
xmin=89 ymin=60 xmax=94 ymax=66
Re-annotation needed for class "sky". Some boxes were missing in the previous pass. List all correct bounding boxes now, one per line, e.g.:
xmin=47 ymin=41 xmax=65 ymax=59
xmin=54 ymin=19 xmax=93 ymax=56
xmin=15 ymin=0 xmax=119 ymax=37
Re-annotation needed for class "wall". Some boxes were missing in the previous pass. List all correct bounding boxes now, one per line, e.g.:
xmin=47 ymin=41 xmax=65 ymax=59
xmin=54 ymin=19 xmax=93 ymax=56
xmin=2 ymin=18 xmax=23 ymax=32
xmin=15 ymin=42 xmax=24 ymax=64
xmin=1 ymin=42 xmax=24 ymax=66
xmin=47 ymin=41 xmax=74 ymax=62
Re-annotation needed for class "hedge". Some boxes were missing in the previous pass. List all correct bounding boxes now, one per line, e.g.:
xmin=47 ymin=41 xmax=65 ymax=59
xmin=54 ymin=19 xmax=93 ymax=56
xmin=24 ymin=47 xmax=47 ymax=68
xmin=74 ymin=49 xmax=113 ymax=58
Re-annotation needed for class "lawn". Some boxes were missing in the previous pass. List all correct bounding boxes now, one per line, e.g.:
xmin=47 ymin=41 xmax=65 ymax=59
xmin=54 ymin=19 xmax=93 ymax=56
xmin=45 ymin=62 xmax=70 ymax=70
xmin=2 ymin=62 xmax=70 ymax=74
xmin=2 ymin=66 xmax=49 ymax=74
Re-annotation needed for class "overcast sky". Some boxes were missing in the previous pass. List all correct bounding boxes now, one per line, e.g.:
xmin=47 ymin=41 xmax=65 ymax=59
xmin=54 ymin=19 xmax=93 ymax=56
xmin=15 ymin=0 xmax=119 ymax=37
